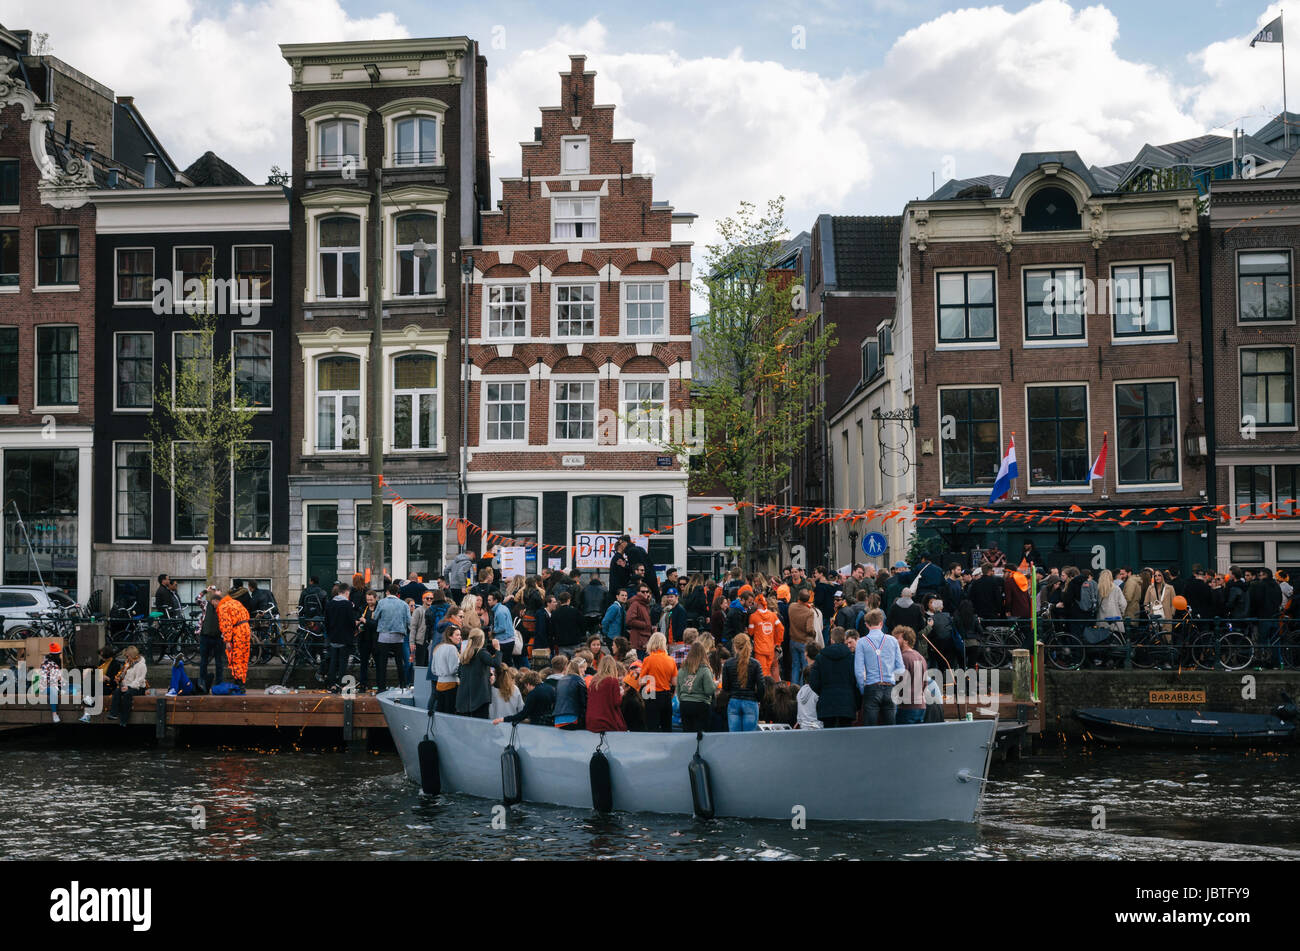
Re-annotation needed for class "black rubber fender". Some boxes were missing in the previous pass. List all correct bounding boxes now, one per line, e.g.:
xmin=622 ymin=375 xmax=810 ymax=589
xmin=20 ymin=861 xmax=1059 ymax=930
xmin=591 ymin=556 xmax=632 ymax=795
xmin=589 ymin=749 xmax=613 ymax=813
xmin=418 ymin=738 xmax=441 ymax=796
xmin=689 ymin=751 xmax=715 ymax=819
xmin=501 ymin=745 xmax=523 ymax=805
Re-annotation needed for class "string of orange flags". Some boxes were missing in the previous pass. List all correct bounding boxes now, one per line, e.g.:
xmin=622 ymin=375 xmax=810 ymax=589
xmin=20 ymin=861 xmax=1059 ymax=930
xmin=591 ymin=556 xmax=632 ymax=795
xmin=378 ymin=474 xmax=1300 ymax=563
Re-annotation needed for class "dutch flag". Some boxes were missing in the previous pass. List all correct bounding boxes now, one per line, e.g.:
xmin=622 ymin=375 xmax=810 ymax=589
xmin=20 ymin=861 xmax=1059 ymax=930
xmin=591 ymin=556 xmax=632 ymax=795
xmin=988 ymin=436 xmax=1018 ymax=504
xmin=1088 ymin=432 xmax=1108 ymax=482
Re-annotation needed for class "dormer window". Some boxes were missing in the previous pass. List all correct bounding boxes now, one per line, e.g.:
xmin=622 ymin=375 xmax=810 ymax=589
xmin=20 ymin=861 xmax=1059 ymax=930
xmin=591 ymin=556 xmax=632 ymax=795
xmin=553 ymin=197 xmax=598 ymax=241
xmin=1022 ymin=186 xmax=1081 ymax=231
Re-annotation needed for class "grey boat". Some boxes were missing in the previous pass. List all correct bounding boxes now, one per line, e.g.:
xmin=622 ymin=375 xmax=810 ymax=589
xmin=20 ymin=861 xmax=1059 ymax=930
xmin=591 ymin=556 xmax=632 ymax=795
xmin=378 ymin=685 xmax=997 ymax=823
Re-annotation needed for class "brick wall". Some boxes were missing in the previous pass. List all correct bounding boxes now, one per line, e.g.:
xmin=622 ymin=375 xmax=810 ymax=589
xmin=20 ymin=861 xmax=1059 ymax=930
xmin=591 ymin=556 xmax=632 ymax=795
xmin=910 ymin=230 xmax=1206 ymax=504
xmin=0 ymin=101 xmax=97 ymax=426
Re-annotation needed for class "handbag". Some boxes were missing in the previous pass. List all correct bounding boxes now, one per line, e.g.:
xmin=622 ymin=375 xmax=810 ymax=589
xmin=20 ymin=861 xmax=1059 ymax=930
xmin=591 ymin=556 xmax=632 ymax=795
xmin=811 ymin=608 xmax=825 ymax=650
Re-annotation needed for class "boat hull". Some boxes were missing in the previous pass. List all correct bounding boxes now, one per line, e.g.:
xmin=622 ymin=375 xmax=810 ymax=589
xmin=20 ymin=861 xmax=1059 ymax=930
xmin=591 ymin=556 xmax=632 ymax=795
xmin=378 ymin=691 xmax=996 ymax=822
xmin=1073 ymin=707 xmax=1298 ymax=747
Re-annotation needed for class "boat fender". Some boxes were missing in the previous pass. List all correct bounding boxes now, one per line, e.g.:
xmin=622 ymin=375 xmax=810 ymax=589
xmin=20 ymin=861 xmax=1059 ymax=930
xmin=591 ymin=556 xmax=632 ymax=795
xmin=418 ymin=713 xmax=441 ymax=796
xmin=501 ymin=724 xmax=523 ymax=805
xmin=590 ymin=733 xmax=614 ymax=813
xmin=688 ymin=732 xmax=715 ymax=819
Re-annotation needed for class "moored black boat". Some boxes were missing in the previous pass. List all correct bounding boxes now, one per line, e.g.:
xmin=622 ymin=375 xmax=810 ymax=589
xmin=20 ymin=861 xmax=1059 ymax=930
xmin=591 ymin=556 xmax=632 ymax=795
xmin=1073 ymin=703 xmax=1297 ymax=747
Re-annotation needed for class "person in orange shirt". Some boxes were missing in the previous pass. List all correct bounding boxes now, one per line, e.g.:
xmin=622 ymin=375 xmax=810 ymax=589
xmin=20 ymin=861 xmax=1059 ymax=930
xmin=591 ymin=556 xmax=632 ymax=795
xmin=748 ymin=595 xmax=784 ymax=679
xmin=638 ymin=633 xmax=678 ymax=733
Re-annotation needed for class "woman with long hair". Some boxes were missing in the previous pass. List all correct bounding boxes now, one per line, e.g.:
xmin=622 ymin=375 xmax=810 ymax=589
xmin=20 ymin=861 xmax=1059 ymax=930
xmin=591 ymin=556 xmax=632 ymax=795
xmin=454 ymin=629 xmax=500 ymax=719
xmin=676 ymin=640 xmax=715 ymax=733
xmin=428 ymin=618 xmax=462 ymax=713
xmin=586 ymin=654 xmax=626 ymax=732
xmin=489 ymin=663 xmax=523 ymax=721
xmin=721 ymin=633 xmax=765 ymax=732
xmin=1097 ymin=569 xmax=1126 ymax=633
xmin=617 ymin=662 xmax=647 ymax=732
xmin=108 ymin=645 xmax=148 ymax=725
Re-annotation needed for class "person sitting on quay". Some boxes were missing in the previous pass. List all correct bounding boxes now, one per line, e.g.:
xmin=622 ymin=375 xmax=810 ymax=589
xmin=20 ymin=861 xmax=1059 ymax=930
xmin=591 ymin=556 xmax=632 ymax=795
xmin=107 ymin=645 xmax=148 ymax=726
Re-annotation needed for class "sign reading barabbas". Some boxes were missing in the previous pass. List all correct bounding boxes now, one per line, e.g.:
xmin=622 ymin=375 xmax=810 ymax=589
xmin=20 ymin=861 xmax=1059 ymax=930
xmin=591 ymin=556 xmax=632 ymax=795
xmin=1149 ymin=689 xmax=1207 ymax=704
xmin=574 ymin=532 xmax=620 ymax=570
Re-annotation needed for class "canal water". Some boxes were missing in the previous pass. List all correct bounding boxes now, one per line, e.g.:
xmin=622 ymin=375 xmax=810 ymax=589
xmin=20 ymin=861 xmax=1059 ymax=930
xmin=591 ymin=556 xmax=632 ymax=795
xmin=3 ymin=732 xmax=1298 ymax=859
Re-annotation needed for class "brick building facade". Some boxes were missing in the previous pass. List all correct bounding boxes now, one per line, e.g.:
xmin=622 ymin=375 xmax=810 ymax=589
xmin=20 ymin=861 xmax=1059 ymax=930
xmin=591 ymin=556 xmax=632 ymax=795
xmin=278 ymin=37 xmax=489 ymax=595
xmin=1208 ymin=162 xmax=1300 ymax=577
xmin=463 ymin=56 xmax=694 ymax=577
xmin=901 ymin=153 xmax=1211 ymax=574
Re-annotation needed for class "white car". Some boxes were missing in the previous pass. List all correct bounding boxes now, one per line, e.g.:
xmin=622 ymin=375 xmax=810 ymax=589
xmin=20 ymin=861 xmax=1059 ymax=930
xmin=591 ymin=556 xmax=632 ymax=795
xmin=0 ymin=585 xmax=78 ymax=637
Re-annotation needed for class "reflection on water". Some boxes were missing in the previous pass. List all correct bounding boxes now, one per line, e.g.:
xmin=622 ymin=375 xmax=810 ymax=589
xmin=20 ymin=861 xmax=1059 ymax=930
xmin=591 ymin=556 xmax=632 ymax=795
xmin=3 ymin=732 xmax=1298 ymax=860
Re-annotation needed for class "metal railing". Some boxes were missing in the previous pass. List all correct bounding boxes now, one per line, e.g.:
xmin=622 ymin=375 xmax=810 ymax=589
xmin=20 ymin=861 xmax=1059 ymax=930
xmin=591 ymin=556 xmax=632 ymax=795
xmin=944 ymin=616 xmax=1299 ymax=672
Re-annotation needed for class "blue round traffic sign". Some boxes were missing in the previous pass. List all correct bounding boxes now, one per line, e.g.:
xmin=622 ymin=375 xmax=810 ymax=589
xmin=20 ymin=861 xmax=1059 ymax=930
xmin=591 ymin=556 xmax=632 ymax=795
xmin=862 ymin=532 xmax=888 ymax=558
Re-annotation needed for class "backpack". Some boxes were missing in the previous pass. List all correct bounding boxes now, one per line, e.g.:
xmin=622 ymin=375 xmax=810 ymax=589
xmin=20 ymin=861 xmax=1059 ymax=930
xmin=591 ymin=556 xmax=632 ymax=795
xmin=1079 ymin=580 xmax=1098 ymax=614
xmin=211 ymin=681 xmax=246 ymax=696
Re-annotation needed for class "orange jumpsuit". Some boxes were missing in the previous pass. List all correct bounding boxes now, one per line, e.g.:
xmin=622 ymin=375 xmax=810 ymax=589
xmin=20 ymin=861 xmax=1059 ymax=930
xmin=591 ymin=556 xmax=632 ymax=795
xmin=747 ymin=608 xmax=784 ymax=679
xmin=217 ymin=596 xmax=251 ymax=684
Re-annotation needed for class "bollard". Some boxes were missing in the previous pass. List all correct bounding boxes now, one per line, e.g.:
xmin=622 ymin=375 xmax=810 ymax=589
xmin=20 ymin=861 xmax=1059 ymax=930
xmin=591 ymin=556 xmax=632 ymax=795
xmin=1011 ymin=648 xmax=1031 ymax=702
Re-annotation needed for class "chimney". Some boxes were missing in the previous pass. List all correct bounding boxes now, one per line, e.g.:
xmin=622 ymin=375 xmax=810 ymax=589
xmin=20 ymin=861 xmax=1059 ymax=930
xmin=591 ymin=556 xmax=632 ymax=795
xmin=107 ymin=169 xmax=119 ymax=188
xmin=143 ymin=152 xmax=157 ymax=188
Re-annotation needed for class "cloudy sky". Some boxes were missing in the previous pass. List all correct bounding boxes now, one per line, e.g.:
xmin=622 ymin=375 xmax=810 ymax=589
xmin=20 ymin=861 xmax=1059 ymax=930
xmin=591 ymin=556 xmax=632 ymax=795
xmin=5 ymin=0 xmax=1294 ymax=271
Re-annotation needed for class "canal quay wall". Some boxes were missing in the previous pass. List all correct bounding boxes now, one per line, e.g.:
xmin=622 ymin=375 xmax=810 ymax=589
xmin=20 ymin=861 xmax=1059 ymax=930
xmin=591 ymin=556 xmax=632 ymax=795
xmin=1043 ymin=670 xmax=1300 ymax=737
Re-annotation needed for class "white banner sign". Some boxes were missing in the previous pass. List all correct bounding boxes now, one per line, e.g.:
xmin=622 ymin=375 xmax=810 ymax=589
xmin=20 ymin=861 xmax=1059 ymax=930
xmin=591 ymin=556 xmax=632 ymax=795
xmin=499 ymin=546 xmax=528 ymax=579
xmin=575 ymin=532 xmax=621 ymax=570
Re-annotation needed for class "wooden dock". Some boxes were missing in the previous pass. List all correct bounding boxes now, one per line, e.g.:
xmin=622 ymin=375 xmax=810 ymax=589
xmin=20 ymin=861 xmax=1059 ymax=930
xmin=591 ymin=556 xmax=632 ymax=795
xmin=0 ymin=689 xmax=391 ymax=749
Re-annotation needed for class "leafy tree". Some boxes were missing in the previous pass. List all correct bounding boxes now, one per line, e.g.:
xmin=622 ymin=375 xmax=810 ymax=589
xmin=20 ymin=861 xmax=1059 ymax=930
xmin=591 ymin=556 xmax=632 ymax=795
xmin=667 ymin=197 xmax=835 ymax=567
xmin=148 ymin=273 xmax=259 ymax=584
xmin=266 ymin=165 xmax=290 ymax=187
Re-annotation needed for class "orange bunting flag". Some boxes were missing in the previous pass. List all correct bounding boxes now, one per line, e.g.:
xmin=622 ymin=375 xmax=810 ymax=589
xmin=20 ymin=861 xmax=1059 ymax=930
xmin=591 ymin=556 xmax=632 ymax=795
xmin=1069 ymin=504 xmax=1083 ymax=513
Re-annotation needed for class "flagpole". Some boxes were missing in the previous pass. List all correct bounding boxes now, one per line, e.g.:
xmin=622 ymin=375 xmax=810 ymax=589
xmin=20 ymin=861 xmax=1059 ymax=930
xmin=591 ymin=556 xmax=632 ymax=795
xmin=1284 ymin=10 xmax=1290 ymax=151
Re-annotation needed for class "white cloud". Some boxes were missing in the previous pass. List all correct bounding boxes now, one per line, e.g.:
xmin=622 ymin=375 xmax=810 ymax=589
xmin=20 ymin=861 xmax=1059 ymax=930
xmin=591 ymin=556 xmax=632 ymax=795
xmin=8 ymin=0 xmax=408 ymax=179
xmin=1189 ymin=3 xmax=1290 ymax=133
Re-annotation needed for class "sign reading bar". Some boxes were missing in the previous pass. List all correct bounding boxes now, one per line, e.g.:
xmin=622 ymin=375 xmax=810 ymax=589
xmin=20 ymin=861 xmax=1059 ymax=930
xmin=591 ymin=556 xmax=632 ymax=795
xmin=574 ymin=532 xmax=620 ymax=570
xmin=1149 ymin=690 xmax=1207 ymax=704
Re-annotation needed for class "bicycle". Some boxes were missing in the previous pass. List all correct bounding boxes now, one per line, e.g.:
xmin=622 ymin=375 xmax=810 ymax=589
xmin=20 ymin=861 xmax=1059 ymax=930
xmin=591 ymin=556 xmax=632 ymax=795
xmin=1187 ymin=624 xmax=1255 ymax=671
xmin=278 ymin=617 xmax=328 ymax=686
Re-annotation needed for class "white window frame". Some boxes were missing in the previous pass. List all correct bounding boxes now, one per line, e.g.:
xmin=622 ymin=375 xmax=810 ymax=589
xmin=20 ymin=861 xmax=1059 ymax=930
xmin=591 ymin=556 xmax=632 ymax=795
xmin=936 ymin=383 xmax=1004 ymax=495
xmin=482 ymin=377 xmax=531 ymax=444
xmin=551 ymin=282 xmax=600 ymax=339
xmin=1020 ymin=263 xmax=1088 ymax=347
xmin=1236 ymin=248 xmax=1295 ymax=326
xmin=380 ymin=98 xmax=447 ymax=168
xmin=230 ymin=441 xmax=273 ymax=545
xmin=172 ymin=245 xmax=215 ymax=303
xmin=1239 ymin=344 xmax=1298 ymax=433
xmin=313 ymin=353 xmax=365 ymax=454
xmin=170 ymin=440 xmax=207 ymax=544
xmin=1109 ymin=260 xmax=1177 ymax=344
xmin=561 ymin=135 xmax=590 ymax=175
xmin=33 ymin=323 xmax=79 ymax=413
xmin=171 ymin=330 xmax=211 ymax=413
xmin=314 ymin=213 xmax=364 ymax=302
xmin=1111 ymin=377 xmax=1182 ymax=491
xmin=482 ymin=280 xmax=530 ymax=339
xmin=34 ymin=226 xmax=80 ymax=291
xmin=551 ymin=377 xmax=599 ymax=444
xmin=1023 ymin=381 xmax=1092 ymax=493
xmin=231 ymin=244 xmax=274 ymax=305
xmin=934 ymin=267 xmax=999 ymax=350
xmin=621 ymin=280 xmax=668 ymax=338
xmin=389 ymin=350 xmax=442 ymax=453
xmin=302 ymin=102 xmax=369 ymax=173
xmin=551 ymin=195 xmax=599 ymax=242
xmin=112 ymin=440 xmax=153 ymax=544
xmin=231 ymin=330 xmax=273 ymax=412
xmin=380 ymin=186 xmax=448 ymax=301
xmin=113 ymin=247 xmax=155 ymax=307
xmin=113 ymin=331 xmax=154 ymax=413
xmin=302 ymin=191 xmax=370 ymax=304
xmin=620 ymin=376 xmax=669 ymax=445
xmin=390 ymin=210 xmax=440 ymax=300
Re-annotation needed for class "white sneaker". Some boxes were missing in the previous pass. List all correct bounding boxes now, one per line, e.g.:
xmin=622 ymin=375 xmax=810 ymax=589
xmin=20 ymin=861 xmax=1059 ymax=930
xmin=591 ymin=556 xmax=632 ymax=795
xmin=51 ymin=712 xmax=60 ymax=723
xmin=79 ymin=713 xmax=91 ymax=723
xmin=165 ymin=689 xmax=177 ymax=697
